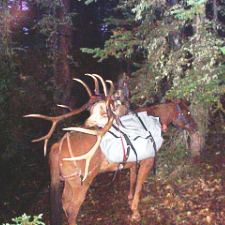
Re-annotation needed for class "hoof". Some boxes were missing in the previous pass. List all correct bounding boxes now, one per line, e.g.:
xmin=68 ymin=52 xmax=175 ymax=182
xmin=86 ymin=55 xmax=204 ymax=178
xmin=129 ymin=212 xmax=141 ymax=222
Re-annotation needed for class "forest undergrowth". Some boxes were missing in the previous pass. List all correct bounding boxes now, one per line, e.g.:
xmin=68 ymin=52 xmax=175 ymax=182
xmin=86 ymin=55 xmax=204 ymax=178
xmin=22 ymin=124 xmax=225 ymax=225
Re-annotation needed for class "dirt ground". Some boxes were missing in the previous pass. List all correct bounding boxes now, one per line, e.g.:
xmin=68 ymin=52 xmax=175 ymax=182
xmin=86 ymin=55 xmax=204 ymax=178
xmin=29 ymin=133 xmax=225 ymax=225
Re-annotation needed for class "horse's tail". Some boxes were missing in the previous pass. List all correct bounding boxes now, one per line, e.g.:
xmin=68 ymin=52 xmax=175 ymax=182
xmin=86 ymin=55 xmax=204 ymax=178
xmin=49 ymin=143 xmax=63 ymax=225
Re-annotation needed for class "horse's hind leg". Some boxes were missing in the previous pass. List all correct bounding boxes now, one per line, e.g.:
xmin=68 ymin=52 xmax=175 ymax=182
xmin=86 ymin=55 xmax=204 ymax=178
xmin=62 ymin=178 xmax=93 ymax=225
xmin=129 ymin=157 xmax=154 ymax=222
xmin=128 ymin=164 xmax=137 ymax=202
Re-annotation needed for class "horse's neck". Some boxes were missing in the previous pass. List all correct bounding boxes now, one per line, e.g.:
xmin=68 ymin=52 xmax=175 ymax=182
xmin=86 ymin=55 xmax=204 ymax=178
xmin=147 ymin=104 xmax=174 ymax=126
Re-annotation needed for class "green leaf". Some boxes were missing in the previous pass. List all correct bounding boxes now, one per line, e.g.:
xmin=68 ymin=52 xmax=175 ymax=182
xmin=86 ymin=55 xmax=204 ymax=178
xmin=219 ymin=46 xmax=225 ymax=55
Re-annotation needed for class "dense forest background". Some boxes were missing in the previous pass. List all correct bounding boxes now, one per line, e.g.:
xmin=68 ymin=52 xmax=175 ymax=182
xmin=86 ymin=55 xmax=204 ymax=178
xmin=0 ymin=0 xmax=224 ymax=224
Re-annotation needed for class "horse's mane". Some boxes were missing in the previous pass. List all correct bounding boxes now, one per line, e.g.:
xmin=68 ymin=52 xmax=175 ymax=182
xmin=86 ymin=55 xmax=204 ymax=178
xmin=130 ymin=98 xmax=191 ymax=113
xmin=131 ymin=101 xmax=161 ymax=110
xmin=131 ymin=99 xmax=171 ymax=110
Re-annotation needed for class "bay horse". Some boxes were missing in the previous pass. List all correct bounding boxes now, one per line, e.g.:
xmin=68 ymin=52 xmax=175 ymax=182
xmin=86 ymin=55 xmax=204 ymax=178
xmin=25 ymin=75 xmax=201 ymax=225
xmin=48 ymin=101 xmax=200 ymax=225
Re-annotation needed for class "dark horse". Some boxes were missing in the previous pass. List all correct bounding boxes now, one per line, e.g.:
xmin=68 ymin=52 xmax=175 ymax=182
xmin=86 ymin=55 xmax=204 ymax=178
xmin=48 ymin=99 xmax=201 ymax=225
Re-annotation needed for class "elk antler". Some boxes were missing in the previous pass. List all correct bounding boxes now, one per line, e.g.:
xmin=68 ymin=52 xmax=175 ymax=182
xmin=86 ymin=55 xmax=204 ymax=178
xmin=88 ymin=74 xmax=108 ymax=96
xmin=84 ymin=74 xmax=100 ymax=95
xmin=75 ymin=74 xmax=107 ymax=97
xmin=24 ymin=99 xmax=98 ymax=156
xmin=23 ymin=76 xmax=100 ymax=156
xmin=106 ymin=80 xmax=114 ymax=96
xmin=57 ymin=104 xmax=73 ymax=111
xmin=62 ymin=77 xmax=115 ymax=181
xmin=63 ymin=114 xmax=114 ymax=181
xmin=24 ymin=74 xmax=114 ymax=156
xmin=73 ymin=78 xmax=92 ymax=97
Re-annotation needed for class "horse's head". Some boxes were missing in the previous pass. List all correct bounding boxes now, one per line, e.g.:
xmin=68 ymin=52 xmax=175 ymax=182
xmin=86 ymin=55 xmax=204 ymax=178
xmin=171 ymin=99 xmax=198 ymax=134
xmin=171 ymin=99 xmax=203 ymax=156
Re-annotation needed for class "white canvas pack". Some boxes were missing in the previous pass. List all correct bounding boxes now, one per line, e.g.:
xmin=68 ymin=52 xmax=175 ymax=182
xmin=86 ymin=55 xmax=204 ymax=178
xmin=100 ymin=112 xmax=163 ymax=163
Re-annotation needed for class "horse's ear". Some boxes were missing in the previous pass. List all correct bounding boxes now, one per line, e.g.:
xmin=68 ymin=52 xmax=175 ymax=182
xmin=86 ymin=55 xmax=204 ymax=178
xmin=166 ymin=98 xmax=181 ymax=104
xmin=164 ymin=98 xmax=174 ymax=103
xmin=172 ymin=99 xmax=181 ymax=104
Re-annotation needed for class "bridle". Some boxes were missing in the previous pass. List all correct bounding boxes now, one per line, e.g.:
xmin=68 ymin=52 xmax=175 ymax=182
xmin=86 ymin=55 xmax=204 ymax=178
xmin=174 ymin=103 xmax=193 ymax=131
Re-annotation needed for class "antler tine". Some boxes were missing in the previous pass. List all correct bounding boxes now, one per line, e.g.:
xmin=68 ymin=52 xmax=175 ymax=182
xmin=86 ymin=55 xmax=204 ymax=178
xmin=106 ymin=80 xmax=114 ymax=96
xmin=85 ymin=73 xmax=100 ymax=96
xmin=91 ymin=74 xmax=108 ymax=97
xmin=63 ymin=104 xmax=114 ymax=181
xmin=23 ymin=98 xmax=98 ymax=156
xmin=63 ymin=127 xmax=97 ymax=135
xmin=73 ymin=78 xmax=92 ymax=97
xmin=57 ymin=104 xmax=72 ymax=111
xmin=23 ymin=114 xmax=58 ymax=156
xmin=24 ymin=114 xmax=55 ymax=121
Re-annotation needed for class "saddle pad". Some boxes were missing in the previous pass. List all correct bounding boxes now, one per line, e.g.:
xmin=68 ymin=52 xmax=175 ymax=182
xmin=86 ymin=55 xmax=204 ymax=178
xmin=100 ymin=112 xmax=163 ymax=163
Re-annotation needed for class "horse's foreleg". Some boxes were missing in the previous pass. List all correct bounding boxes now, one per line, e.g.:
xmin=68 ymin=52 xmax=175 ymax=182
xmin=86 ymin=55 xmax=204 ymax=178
xmin=62 ymin=177 xmax=93 ymax=225
xmin=128 ymin=165 xmax=137 ymax=202
xmin=129 ymin=157 xmax=154 ymax=222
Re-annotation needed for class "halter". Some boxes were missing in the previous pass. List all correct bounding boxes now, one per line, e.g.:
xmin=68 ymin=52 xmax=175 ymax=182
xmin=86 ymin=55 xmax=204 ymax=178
xmin=174 ymin=103 xmax=190 ymax=128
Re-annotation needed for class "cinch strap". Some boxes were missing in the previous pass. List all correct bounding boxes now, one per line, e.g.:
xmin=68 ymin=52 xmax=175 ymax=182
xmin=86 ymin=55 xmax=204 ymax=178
xmin=111 ymin=124 xmax=138 ymax=164
xmin=134 ymin=113 xmax=157 ymax=174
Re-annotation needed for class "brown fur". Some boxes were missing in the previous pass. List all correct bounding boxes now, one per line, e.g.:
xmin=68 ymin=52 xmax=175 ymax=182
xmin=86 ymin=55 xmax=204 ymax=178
xmin=136 ymin=100 xmax=197 ymax=133
xmin=49 ymin=100 xmax=199 ymax=225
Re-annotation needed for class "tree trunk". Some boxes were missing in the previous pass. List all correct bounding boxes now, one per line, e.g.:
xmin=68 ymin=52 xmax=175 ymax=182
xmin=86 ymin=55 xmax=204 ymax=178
xmin=213 ymin=0 xmax=218 ymax=30
xmin=53 ymin=0 xmax=72 ymax=106
xmin=190 ymin=101 xmax=208 ymax=156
